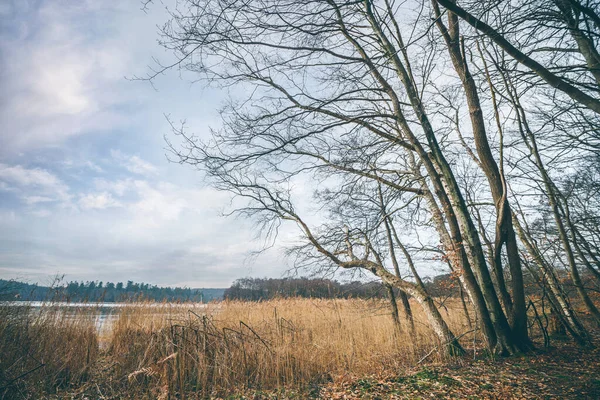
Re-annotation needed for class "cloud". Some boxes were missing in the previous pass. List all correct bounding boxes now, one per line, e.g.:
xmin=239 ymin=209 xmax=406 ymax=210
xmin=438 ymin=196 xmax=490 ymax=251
xmin=94 ymin=178 xmax=133 ymax=197
xmin=0 ymin=175 xmax=276 ymax=286
xmin=0 ymin=1 xmax=289 ymax=287
xmin=111 ymin=150 xmax=158 ymax=176
xmin=130 ymin=181 xmax=186 ymax=221
xmin=0 ymin=164 xmax=288 ymax=286
xmin=127 ymin=156 xmax=159 ymax=175
xmin=0 ymin=210 xmax=19 ymax=223
xmin=79 ymin=192 xmax=121 ymax=210
xmin=29 ymin=209 xmax=51 ymax=218
xmin=0 ymin=163 xmax=70 ymax=204
xmin=23 ymin=196 xmax=54 ymax=205
xmin=0 ymin=1 xmax=157 ymax=155
xmin=93 ymin=174 xmax=228 ymax=223
xmin=0 ymin=163 xmax=61 ymax=187
xmin=62 ymin=160 xmax=104 ymax=173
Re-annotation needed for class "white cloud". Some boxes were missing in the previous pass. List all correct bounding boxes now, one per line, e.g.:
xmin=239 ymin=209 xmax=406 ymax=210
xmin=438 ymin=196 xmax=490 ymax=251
xmin=0 ymin=1 xmax=284 ymax=287
xmin=91 ymin=175 xmax=230 ymax=233
xmin=127 ymin=155 xmax=159 ymax=175
xmin=23 ymin=195 xmax=54 ymax=205
xmin=111 ymin=150 xmax=158 ymax=176
xmin=0 ymin=163 xmax=70 ymax=204
xmin=94 ymin=178 xmax=133 ymax=196
xmin=0 ymin=1 xmax=156 ymax=155
xmin=130 ymin=181 xmax=186 ymax=222
xmin=62 ymin=159 xmax=104 ymax=173
xmin=0 ymin=210 xmax=19 ymax=223
xmin=0 ymin=163 xmax=61 ymax=187
xmin=93 ymin=177 xmax=206 ymax=224
xmin=79 ymin=192 xmax=121 ymax=210
xmin=92 ymin=176 xmax=225 ymax=224
xmin=30 ymin=209 xmax=51 ymax=218
xmin=84 ymin=161 xmax=104 ymax=173
xmin=0 ymin=166 xmax=283 ymax=285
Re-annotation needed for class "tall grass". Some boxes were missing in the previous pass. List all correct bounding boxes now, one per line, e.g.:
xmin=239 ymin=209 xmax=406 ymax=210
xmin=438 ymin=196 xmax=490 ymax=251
xmin=0 ymin=303 xmax=98 ymax=399
xmin=0 ymin=298 xmax=473 ymax=398
xmin=110 ymin=298 xmax=472 ymax=398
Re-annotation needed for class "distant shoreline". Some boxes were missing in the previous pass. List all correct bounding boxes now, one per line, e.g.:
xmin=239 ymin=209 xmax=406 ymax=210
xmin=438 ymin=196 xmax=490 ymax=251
xmin=0 ymin=301 xmax=212 ymax=307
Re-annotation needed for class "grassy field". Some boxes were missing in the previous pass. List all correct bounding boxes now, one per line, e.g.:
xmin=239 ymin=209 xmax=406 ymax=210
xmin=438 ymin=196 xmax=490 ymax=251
xmin=0 ymin=298 xmax=598 ymax=399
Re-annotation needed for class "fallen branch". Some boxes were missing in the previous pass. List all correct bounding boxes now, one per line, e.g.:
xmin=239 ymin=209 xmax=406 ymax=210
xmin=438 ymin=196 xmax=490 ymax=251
xmin=418 ymin=329 xmax=477 ymax=364
xmin=0 ymin=363 xmax=46 ymax=391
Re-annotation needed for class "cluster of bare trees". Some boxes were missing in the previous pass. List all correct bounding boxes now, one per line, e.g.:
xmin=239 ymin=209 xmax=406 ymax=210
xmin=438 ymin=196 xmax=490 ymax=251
xmin=223 ymin=277 xmax=389 ymax=300
xmin=150 ymin=0 xmax=600 ymax=355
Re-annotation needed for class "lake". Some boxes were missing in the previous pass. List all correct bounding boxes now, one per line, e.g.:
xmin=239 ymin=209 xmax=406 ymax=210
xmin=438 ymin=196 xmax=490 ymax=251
xmin=1 ymin=301 xmax=210 ymax=336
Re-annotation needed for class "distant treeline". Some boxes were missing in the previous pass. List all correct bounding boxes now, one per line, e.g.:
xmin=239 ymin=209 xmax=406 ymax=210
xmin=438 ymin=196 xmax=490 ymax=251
xmin=1 ymin=274 xmax=468 ymax=303
xmin=222 ymin=273 xmax=574 ymax=301
xmin=0 ymin=279 xmax=225 ymax=302
xmin=223 ymin=276 xmax=457 ymax=301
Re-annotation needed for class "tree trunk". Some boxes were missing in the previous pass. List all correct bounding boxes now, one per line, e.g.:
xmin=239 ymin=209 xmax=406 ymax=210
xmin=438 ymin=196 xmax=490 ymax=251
xmin=512 ymin=214 xmax=591 ymax=345
xmin=432 ymin=1 xmax=530 ymax=349
xmin=387 ymin=284 xmax=403 ymax=336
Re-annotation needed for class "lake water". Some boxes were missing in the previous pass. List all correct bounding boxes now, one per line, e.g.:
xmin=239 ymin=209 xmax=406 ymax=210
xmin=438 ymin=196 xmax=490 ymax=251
xmin=1 ymin=301 xmax=210 ymax=335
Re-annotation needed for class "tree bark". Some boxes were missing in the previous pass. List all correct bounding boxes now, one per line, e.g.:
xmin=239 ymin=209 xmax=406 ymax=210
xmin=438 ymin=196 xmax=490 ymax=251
xmin=364 ymin=0 xmax=519 ymax=354
xmin=435 ymin=0 xmax=600 ymax=114
xmin=432 ymin=1 xmax=530 ymax=349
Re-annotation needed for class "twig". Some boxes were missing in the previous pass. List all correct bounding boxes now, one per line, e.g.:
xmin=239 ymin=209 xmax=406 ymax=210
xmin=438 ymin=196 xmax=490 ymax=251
xmin=418 ymin=329 xmax=476 ymax=364
xmin=0 ymin=363 xmax=45 ymax=391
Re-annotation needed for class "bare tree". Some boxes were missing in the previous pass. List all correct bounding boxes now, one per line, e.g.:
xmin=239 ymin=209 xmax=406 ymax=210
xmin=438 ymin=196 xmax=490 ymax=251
xmin=147 ymin=0 xmax=600 ymax=356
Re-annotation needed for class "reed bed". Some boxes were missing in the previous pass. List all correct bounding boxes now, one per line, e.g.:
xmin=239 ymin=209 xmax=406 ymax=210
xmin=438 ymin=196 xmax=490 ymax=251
xmin=0 ymin=298 xmax=473 ymax=399
xmin=0 ymin=303 xmax=98 ymax=399
xmin=109 ymin=298 xmax=472 ymax=398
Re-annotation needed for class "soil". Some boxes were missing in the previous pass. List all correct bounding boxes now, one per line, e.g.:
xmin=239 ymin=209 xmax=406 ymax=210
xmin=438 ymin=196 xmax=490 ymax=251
xmin=43 ymin=339 xmax=600 ymax=399
xmin=316 ymin=342 xmax=600 ymax=399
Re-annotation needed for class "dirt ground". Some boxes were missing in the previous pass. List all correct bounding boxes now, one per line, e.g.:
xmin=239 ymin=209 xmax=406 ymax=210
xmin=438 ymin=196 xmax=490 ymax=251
xmin=316 ymin=342 xmax=600 ymax=399
xmin=45 ymin=339 xmax=600 ymax=399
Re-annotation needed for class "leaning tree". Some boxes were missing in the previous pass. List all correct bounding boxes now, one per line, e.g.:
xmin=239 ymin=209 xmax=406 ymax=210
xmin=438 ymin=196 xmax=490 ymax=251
xmin=146 ymin=0 xmax=600 ymax=355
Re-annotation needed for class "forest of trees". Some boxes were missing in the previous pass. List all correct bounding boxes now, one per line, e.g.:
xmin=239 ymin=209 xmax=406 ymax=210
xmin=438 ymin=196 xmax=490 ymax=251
xmin=225 ymin=277 xmax=394 ymax=300
xmin=223 ymin=270 xmax=596 ymax=301
xmin=224 ymin=275 xmax=505 ymax=300
xmin=0 ymin=279 xmax=225 ymax=302
xmin=61 ymin=280 xmax=203 ymax=302
xmin=1 ymin=276 xmax=465 ymax=302
xmin=150 ymin=0 xmax=600 ymax=356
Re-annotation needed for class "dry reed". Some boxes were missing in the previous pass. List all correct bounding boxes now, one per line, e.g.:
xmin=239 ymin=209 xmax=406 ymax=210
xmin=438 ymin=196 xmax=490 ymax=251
xmin=0 ymin=298 xmax=475 ymax=398
xmin=109 ymin=298 xmax=472 ymax=398
xmin=0 ymin=303 xmax=98 ymax=399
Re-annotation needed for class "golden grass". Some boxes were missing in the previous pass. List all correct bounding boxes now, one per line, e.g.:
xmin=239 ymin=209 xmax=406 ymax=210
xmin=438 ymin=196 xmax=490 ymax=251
xmin=109 ymin=298 xmax=472 ymax=398
xmin=0 ymin=303 xmax=98 ymax=398
xmin=0 ymin=298 xmax=474 ymax=398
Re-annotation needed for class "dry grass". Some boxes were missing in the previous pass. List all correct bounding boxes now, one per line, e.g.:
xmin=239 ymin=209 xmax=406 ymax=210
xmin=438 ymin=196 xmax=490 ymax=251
xmin=0 ymin=298 xmax=474 ymax=399
xmin=0 ymin=303 xmax=98 ymax=399
xmin=108 ymin=298 xmax=472 ymax=398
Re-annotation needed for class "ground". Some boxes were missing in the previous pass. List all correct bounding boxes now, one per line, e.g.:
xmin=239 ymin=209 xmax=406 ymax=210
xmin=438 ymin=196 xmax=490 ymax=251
xmin=38 ymin=339 xmax=600 ymax=399
xmin=222 ymin=341 xmax=600 ymax=400
xmin=322 ymin=346 xmax=599 ymax=399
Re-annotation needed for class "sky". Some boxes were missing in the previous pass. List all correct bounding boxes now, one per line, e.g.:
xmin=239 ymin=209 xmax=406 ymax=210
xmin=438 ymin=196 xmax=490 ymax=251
xmin=0 ymin=0 xmax=290 ymax=287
